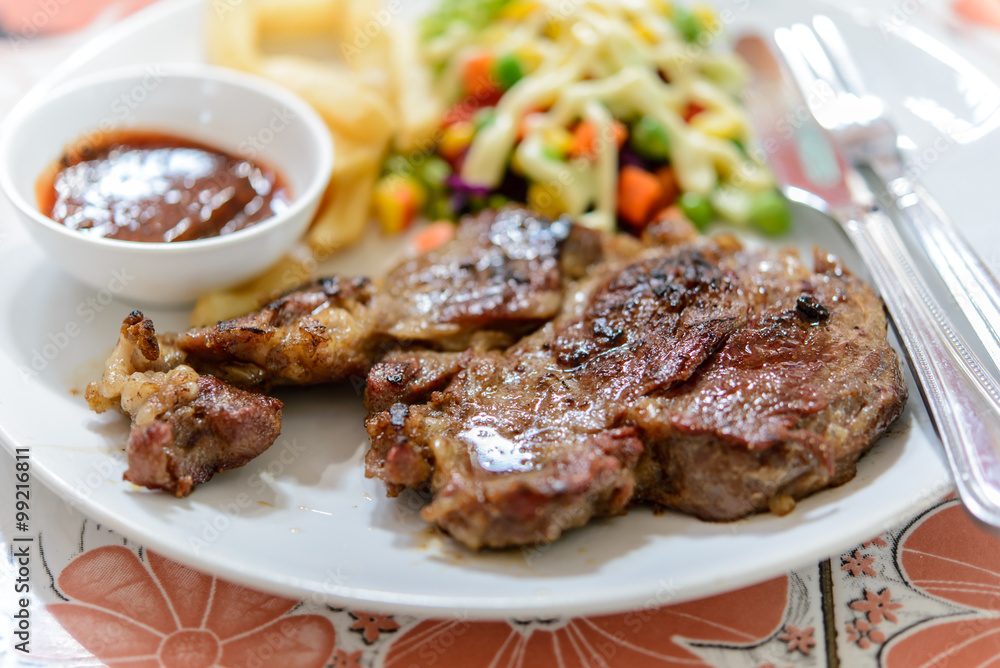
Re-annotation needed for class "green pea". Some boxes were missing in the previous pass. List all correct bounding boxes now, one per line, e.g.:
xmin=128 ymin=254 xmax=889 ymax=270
xmin=678 ymin=191 xmax=714 ymax=230
xmin=384 ymin=154 xmax=412 ymax=175
xmin=429 ymin=196 xmax=455 ymax=220
xmin=488 ymin=193 xmax=510 ymax=209
xmin=494 ymin=53 xmax=524 ymax=90
xmin=749 ymin=190 xmax=792 ymax=236
xmin=631 ymin=115 xmax=671 ymax=161
xmin=673 ymin=7 xmax=701 ymax=43
xmin=419 ymin=156 xmax=452 ymax=189
xmin=541 ymin=143 xmax=565 ymax=161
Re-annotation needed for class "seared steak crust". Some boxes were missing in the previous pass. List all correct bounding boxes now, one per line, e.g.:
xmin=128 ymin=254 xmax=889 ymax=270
xmin=630 ymin=248 xmax=906 ymax=520
xmin=365 ymin=240 xmax=906 ymax=549
xmin=376 ymin=206 xmax=574 ymax=348
xmin=175 ymin=207 xmax=611 ymax=389
xmin=176 ymin=276 xmax=380 ymax=388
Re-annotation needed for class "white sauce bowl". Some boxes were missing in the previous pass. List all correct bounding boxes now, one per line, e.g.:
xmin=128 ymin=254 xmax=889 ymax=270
xmin=0 ymin=63 xmax=334 ymax=306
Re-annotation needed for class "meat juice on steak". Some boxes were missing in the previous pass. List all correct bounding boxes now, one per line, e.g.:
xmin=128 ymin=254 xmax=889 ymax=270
xmin=366 ymin=239 xmax=907 ymax=549
xmin=88 ymin=206 xmax=905 ymax=541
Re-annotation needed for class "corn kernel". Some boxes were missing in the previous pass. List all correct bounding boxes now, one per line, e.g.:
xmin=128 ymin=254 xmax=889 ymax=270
xmin=438 ymin=122 xmax=475 ymax=160
xmin=540 ymin=126 xmax=574 ymax=157
xmin=527 ymin=182 xmax=567 ymax=218
xmin=373 ymin=176 xmax=427 ymax=235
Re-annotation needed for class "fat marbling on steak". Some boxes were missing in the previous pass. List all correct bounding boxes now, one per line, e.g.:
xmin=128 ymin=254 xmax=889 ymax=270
xmin=365 ymin=236 xmax=907 ymax=549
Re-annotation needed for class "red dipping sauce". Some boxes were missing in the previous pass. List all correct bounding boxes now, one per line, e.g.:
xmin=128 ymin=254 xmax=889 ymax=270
xmin=37 ymin=130 xmax=291 ymax=243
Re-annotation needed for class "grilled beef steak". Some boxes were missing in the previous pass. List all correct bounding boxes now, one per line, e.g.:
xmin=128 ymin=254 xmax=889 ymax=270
xmin=87 ymin=206 xmax=904 ymax=537
xmin=365 ymin=239 xmax=907 ymax=549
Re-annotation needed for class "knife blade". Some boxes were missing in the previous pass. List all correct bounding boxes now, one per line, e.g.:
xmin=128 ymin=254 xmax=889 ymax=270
xmin=735 ymin=32 xmax=1000 ymax=530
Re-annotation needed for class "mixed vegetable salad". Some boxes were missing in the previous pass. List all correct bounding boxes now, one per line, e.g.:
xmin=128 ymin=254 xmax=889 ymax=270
xmin=373 ymin=0 xmax=791 ymax=236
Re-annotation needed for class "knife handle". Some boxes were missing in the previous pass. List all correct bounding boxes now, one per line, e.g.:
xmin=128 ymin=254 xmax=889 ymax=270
xmin=869 ymin=157 xmax=1000 ymax=373
xmin=841 ymin=204 xmax=1000 ymax=528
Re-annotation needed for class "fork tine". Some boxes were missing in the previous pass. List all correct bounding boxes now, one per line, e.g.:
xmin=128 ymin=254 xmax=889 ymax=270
xmin=791 ymin=23 xmax=849 ymax=97
xmin=812 ymin=15 xmax=868 ymax=97
xmin=773 ymin=26 xmax=840 ymax=130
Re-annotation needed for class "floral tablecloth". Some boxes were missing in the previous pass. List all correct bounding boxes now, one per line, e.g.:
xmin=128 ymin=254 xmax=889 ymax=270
xmin=4 ymin=1 xmax=1000 ymax=666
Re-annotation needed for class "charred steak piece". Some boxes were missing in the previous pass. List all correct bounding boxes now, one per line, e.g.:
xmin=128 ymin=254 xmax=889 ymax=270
xmin=173 ymin=206 xmax=623 ymax=389
xmin=87 ymin=312 xmax=282 ymax=497
xmin=174 ymin=275 xmax=380 ymax=389
xmin=365 ymin=240 xmax=907 ymax=549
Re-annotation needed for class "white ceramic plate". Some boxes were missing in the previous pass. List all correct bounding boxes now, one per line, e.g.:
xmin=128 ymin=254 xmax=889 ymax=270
xmin=3 ymin=0 xmax=997 ymax=618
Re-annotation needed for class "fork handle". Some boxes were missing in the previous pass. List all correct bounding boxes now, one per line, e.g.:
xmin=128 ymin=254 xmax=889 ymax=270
xmin=869 ymin=157 xmax=1000 ymax=372
xmin=840 ymin=202 xmax=1000 ymax=527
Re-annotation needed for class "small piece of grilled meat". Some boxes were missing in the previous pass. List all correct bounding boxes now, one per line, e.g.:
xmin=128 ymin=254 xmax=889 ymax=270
xmin=365 ymin=239 xmax=907 ymax=549
xmin=87 ymin=312 xmax=282 ymax=497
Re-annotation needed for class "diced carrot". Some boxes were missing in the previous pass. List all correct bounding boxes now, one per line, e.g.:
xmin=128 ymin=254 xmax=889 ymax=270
xmin=569 ymin=119 xmax=627 ymax=159
xmin=654 ymin=166 xmax=680 ymax=209
xmin=413 ymin=221 xmax=456 ymax=254
xmin=570 ymin=121 xmax=596 ymax=158
xmin=683 ymin=101 xmax=706 ymax=122
xmin=617 ymin=165 xmax=664 ymax=228
xmin=463 ymin=51 xmax=499 ymax=99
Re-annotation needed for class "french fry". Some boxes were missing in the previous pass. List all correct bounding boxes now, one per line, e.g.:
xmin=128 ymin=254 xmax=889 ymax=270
xmin=256 ymin=55 xmax=396 ymax=146
xmin=255 ymin=0 xmax=343 ymax=38
xmin=197 ymin=0 xmax=434 ymax=318
xmin=204 ymin=0 xmax=261 ymax=72
xmin=386 ymin=23 xmax=443 ymax=152
xmin=189 ymin=249 xmax=314 ymax=327
xmin=336 ymin=0 xmax=384 ymax=44
xmin=308 ymin=164 xmax=380 ymax=259
xmin=330 ymin=133 xmax=386 ymax=179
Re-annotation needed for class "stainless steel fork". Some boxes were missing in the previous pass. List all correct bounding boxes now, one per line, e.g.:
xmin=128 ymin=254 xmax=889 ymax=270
xmin=775 ymin=16 xmax=1000 ymax=374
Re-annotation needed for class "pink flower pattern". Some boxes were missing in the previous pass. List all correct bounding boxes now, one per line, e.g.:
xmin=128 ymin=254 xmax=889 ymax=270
xmin=845 ymin=619 xmax=886 ymax=650
xmin=841 ymin=550 xmax=877 ymax=577
xmin=349 ymin=611 xmax=400 ymax=644
xmin=45 ymin=545 xmax=336 ymax=667
xmin=330 ymin=648 xmax=363 ymax=667
xmin=849 ymin=589 xmax=902 ymax=625
xmin=777 ymin=624 xmax=816 ymax=655
xmin=862 ymin=536 xmax=888 ymax=549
